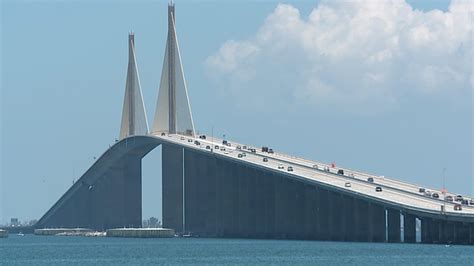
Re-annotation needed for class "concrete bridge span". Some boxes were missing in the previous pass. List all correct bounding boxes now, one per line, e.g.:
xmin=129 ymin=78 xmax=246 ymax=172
xmin=35 ymin=134 xmax=474 ymax=245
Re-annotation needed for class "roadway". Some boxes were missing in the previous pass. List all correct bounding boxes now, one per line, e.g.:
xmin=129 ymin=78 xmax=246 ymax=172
xmin=154 ymin=133 xmax=474 ymax=218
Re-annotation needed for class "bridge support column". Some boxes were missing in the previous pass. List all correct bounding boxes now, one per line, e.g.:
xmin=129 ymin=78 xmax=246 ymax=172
xmin=354 ymin=199 xmax=369 ymax=242
xmin=341 ymin=194 xmax=354 ymax=241
xmin=162 ymin=144 xmax=184 ymax=233
xmin=316 ymin=188 xmax=330 ymax=240
xmin=387 ymin=208 xmax=401 ymax=243
xmin=368 ymin=203 xmax=386 ymax=242
xmin=470 ymin=223 xmax=474 ymax=245
xmin=430 ymin=219 xmax=440 ymax=244
xmin=421 ymin=217 xmax=433 ymax=244
xmin=403 ymin=213 xmax=416 ymax=243
xmin=454 ymin=222 xmax=469 ymax=244
xmin=328 ymin=191 xmax=343 ymax=241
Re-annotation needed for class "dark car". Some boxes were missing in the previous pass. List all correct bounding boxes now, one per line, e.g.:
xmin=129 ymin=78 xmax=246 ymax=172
xmin=238 ymin=153 xmax=243 ymax=158
xmin=222 ymin=140 xmax=228 ymax=145
xmin=287 ymin=166 xmax=294 ymax=172
xmin=375 ymin=186 xmax=382 ymax=192
xmin=214 ymin=145 xmax=219 ymax=150
xmin=367 ymin=177 xmax=374 ymax=183
xmin=250 ymin=148 xmax=256 ymax=153
xmin=268 ymin=149 xmax=274 ymax=154
xmin=205 ymin=145 xmax=210 ymax=150
xmin=418 ymin=187 xmax=426 ymax=193
xmin=263 ymin=157 xmax=268 ymax=162
xmin=454 ymin=203 xmax=462 ymax=211
xmin=261 ymin=146 xmax=269 ymax=152
xmin=194 ymin=140 xmax=200 ymax=145
xmin=337 ymin=169 xmax=344 ymax=175
xmin=462 ymin=199 xmax=469 ymax=205
xmin=432 ymin=193 xmax=439 ymax=199
xmin=188 ymin=139 xmax=193 ymax=143
xmin=445 ymin=195 xmax=454 ymax=202
xmin=161 ymin=132 xmax=166 ymax=136
xmin=199 ymin=135 xmax=206 ymax=139
xmin=455 ymin=195 xmax=463 ymax=202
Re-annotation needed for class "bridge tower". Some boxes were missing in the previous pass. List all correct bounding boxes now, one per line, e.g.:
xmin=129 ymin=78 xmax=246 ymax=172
xmin=119 ymin=33 xmax=149 ymax=140
xmin=153 ymin=2 xmax=195 ymax=136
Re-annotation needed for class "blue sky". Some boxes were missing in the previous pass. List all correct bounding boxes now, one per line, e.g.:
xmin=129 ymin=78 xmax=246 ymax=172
xmin=1 ymin=0 xmax=472 ymax=224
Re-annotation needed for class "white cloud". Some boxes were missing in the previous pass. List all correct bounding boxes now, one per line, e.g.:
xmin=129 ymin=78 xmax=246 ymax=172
xmin=205 ymin=0 xmax=473 ymax=114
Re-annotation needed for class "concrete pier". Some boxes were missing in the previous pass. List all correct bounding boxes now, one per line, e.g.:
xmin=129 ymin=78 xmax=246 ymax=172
xmin=404 ymin=214 xmax=416 ymax=243
xmin=34 ymin=228 xmax=93 ymax=236
xmin=106 ymin=228 xmax=175 ymax=238
xmin=0 ymin=229 xmax=8 ymax=238
xmin=387 ymin=208 xmax=401 ymax=242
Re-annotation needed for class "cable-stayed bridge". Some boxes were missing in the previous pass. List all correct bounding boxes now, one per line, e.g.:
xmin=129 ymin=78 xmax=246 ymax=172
xmin=35 ymin=3 xmax=474 ymax=245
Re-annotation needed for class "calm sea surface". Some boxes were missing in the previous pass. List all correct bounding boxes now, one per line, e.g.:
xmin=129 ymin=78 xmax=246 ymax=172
xmin=1 ymin=235 xmax=473 ymax=265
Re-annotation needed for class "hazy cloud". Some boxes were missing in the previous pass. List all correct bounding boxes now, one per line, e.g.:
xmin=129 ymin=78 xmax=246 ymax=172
xmin=206 ymin=0 xmax=473 ymax=114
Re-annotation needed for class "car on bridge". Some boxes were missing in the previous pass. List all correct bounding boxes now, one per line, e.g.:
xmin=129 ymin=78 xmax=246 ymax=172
xmin=205 ymin=145 xmax=210 ymax=150
xmin=345 ymin=182 xmax=351 ymax=188
xmin=454 ymin=203 xmax=462 ymax=211
xmin=238 ymin=153 xmax=243 ymax=158
xmin=188 ymin=139 xmax=193 ymax=143
xmin=445 ymin=195 xmax=454 ymax=202
xmin=199 ymin=135 xmax=206 ymax=139
xmin=268 ymin=148 xmax=274 ymax=154
xmin=337 ymin=169 xmax=344 ymax=175
xmin=194 ymin=140 xmax=200 ymax=145
xmin=312 ymin=164 xmax=318 ymax=169
xmin=287 ymin=166 xmax=294 ymax=172
xmin=278 ymin=164 xmax=284 ymax=169
xmin=470 ymin=199 xmax=474 ymax=205
xmin=375 ymin=186 xmax=383 ymax=192
xmin=419 ymin=187 xmax=426 ymax=193
xmin=324 ymin=166 xmax=330 ymax=172
xmin=367 ymin=177 xmax=374 ymax=183
xmin=432 ymin=193 xmax=439 ymax=199
xmin=263 ymin=157 xmax=268 ymax=162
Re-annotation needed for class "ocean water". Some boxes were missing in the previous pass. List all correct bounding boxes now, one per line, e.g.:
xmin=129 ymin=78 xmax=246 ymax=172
xmin=1 ymin=235 xmax=473 ymax=265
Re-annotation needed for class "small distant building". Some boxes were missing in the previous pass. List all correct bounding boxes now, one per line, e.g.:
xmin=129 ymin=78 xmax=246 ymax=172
xmin=10 ymin=218 xmax=19 ymax=226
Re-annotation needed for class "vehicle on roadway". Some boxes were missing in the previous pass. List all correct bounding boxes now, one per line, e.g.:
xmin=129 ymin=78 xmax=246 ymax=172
xmin=367 ymin=177 xmax=374 ymax=183
xmin=312 ymin=164 xmax=318 ymax=169
xmin=419 ymin=187 xmax=425 ymax=193
xmin=470 ymin=199 xmax=474 ymax=205
xmin=194 ymin=140 xmax=200 ymax=145
xmin=220 ymin=147 xmax=225 ymax=151
xmin=199 ymin=135 xmax=206 ymax=139
xmin=261 ymin=146 xmax=269 ymax=152
xmin=432 ymin=193 xmax=439 ymax=199
xmin=214 ymin=145 xmax=219 ymax=150
xmin=462 ymin=199 xmax=469 ymax=205
xmin=375 ymin=186 xmax=383 ymax=192
xmin=424 ymin=191 xmax=432 ymax=197
xmin=236 ymin=145 xmax=241 ymax=150
xmin=455 ymin=195 xmax=463 ymax=202
xmin=454 ymin=203 xmax=462 ymax=211
xmin=263 ymin=157 xmax=268 ymax=162
xmin=250 ymin=148 xmax=256 ymax=153
xmin=180 ymin=136 xmax=185 ymax=140
xmin=188 ymin=139 xmax=193 ymax=143
xmin=337 ymin=169 xmax=344 ymax=175
xmin=161 ymin=132 xmax=166 ymax=136
xmin=268 ymin=149 xmax=274 ymax=154
xmin=278 ymin=164 xmax=284 ymax=169
xmin=222 ymin=140 xmax=228 ymax=145
xmin=445 ymin=195 xmax=454 ymax=202
xmin=205 ymin=145 xmax=210 ymax=150
xmin=287 ymin=166 xmax=294 ymax=172
xmin=324 ymin=166 xmax=330 ymax=172
xmin=238 ymin=153 xmax=243 ymax=158
xmin=345 ymin=182 xmax=351 ymax=188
